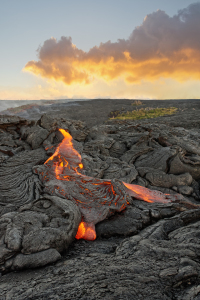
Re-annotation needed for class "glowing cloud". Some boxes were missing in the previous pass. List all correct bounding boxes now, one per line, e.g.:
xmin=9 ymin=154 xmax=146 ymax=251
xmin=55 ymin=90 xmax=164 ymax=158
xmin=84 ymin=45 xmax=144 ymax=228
xmin=24 ymin=3 xmax=200 ymax=85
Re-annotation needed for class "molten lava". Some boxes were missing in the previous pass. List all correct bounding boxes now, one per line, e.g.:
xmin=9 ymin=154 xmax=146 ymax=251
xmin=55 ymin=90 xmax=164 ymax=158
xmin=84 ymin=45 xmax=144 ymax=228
xmin=45 ymin=128 xmax=83 ymax=178
xmin=75 ymin=222 xmax=96 ymax=241
xmin=123 ymin=182 xmax=172 ymax=204
xmin=39 ymin=129 xmax=177 ymax=241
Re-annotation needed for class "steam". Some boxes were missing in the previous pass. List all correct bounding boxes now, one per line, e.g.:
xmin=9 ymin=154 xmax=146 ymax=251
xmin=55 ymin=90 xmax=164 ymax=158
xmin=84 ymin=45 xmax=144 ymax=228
xmin=24 ymin=3 xmax=200 ymax=84
xmin=0 ymin=101 xmax=33 ymax=113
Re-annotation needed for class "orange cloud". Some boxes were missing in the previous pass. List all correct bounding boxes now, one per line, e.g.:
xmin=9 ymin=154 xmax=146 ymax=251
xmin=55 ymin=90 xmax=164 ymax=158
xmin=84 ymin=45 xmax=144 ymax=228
xmin=24 ymin=3 xmax=200 ymax=85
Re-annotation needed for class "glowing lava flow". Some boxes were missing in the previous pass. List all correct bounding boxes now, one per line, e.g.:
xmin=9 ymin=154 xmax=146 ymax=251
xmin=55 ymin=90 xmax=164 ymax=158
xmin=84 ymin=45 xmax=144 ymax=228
xmin=75 ymin=222 xmax=96 ymax=240
xmin=123 ymin=182 xmax=172 ymax=204
xmin=45 ymin=128 xmax=84 ymax=178
xmin=40 ymin=129 xmax=176 ymax=241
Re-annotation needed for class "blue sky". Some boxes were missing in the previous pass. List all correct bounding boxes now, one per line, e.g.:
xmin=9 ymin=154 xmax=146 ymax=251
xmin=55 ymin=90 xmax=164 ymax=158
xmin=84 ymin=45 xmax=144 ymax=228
xmin=0 ymin=0 xmax=199 ymax=100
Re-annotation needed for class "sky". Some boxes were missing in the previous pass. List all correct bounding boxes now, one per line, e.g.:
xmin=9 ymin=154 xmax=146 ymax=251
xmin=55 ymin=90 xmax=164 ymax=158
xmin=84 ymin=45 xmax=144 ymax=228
xmin=0 ymin=0 xmax=200 ymax=100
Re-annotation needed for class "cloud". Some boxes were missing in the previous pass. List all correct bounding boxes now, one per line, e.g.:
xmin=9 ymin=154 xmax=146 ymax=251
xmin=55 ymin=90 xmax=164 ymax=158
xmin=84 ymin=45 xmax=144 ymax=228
xmin=24 ymin=3 xmax=200 ymax=85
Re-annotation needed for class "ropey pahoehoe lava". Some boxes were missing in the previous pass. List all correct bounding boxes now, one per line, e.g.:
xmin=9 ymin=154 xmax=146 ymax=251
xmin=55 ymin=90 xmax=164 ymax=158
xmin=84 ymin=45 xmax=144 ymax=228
xmin=35 ymin=128 xmax=183 ymax=241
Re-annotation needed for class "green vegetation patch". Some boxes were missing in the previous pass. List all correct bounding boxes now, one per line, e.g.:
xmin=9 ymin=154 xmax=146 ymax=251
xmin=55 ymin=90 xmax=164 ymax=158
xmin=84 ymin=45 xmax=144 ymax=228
xmin=110 ymin=107 xmax=178 ymax=120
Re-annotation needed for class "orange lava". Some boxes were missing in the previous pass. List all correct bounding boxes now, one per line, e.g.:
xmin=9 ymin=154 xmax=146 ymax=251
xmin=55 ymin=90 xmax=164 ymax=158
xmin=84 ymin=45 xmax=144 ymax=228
xmin=123 ymin=182 xmax=170 ymax=204
xmin=45 ymin=128 xmax=83 ymax=180
xmin=43 ymin=129 xmax=171 ymax=241
xmin=75 ymin=222 xmax=96 ymax=241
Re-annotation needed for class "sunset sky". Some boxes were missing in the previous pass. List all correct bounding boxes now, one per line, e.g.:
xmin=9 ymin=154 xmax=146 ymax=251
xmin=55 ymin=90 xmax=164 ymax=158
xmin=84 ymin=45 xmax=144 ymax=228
xmin=1 ymin=0 xmax=200 ymax=100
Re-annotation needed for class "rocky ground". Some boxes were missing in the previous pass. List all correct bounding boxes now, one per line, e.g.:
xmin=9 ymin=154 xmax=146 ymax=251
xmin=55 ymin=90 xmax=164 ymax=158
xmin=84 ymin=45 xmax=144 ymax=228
xmin=0 ymin=99 xmax=200 ymax=300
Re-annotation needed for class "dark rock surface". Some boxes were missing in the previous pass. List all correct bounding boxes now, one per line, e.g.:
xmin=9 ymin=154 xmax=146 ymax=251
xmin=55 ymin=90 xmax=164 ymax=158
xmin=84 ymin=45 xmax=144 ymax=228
xmin=0 ymin=149 xmax=47 ymax=215
xmin=0 ymin=99 xmax=200 ymax=299
xmin=0 ymin=195 xmax=81 ymax=273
